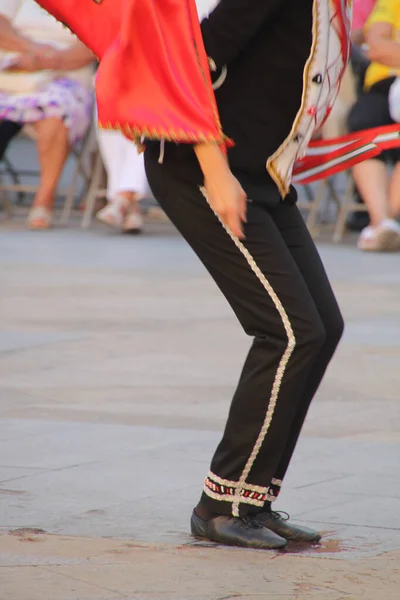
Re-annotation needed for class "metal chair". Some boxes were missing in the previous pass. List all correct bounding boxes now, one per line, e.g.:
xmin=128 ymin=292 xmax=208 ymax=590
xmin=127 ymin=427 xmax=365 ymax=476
xmin=298 ymin=178 xmax=343 ymax=237
xmin=79 ymin=146 xmax=107 ymax=228
xmin=0 ymin=124 xmax=93 ymax=224
xmin=333 ymin=173 xmax=368 ymax=243
xmin=58 ymin=122 xmax=97 ymax=225
xmin=0 ymin=156 xmax=20 ymax=217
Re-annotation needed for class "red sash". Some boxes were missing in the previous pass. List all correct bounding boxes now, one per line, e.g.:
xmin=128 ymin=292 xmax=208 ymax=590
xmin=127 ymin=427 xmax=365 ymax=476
xmin=36 ymin=0 xmax=122 ymax=59
xmin=293 ymin=125 xmax=400 ymax=184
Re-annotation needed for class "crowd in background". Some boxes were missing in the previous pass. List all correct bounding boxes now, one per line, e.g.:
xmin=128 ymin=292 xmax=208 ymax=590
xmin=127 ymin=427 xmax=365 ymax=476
xmin=349 ymin=0 xmax=400 ymax=251
xmin=0 ymin=0 xmax=147 ymax=233
xmin=1 ymin=0 xmax=400 ymax=252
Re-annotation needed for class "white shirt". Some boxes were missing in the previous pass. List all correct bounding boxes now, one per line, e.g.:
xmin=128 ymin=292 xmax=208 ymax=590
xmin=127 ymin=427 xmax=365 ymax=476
xmin=196 ymin=0 xmax=219 ymax=19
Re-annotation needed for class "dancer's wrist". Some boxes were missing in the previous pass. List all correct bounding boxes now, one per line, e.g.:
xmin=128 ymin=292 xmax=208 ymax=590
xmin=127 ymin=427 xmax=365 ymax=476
xmin=194 ymin=142 xmax=229 ymax=182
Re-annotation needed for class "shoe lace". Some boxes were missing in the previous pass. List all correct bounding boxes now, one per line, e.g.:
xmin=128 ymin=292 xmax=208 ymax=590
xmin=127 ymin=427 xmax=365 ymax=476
xmin=241 ymin=515 xmax=265 ymax=530
xmin=270 ymin=510 xmax=290 ymax=522
xmin=254 ymin=510 xmax=290 ymax=525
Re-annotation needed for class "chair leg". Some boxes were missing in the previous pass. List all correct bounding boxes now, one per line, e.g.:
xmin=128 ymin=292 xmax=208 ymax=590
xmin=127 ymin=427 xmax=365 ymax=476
xmin=59 ymin=127 xmax=95 ymax=226
xmin=333 ymin=176 xmax=355 ymax=243
xmin=325 ymin=178 xmax=342 ymax=212
xmin=59 ymin=154 xmax=83 ymax=226
xmin=0 ymin=189 xmax=13 ymax=219
xmin=3 ymin=157 xmax=24 ymax=205
xmin=306 ymin=179 xmax=326 ymax=237
xmin=61 ymin=167 xmax=81 ymax=225
xmin=81 ymin=151 xmax=106 ymax=229
xmin=303 ymin=183 xmax=315 ymax=203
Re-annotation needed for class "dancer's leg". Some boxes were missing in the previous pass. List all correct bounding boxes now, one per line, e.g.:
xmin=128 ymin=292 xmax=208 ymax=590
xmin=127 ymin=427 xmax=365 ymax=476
xmin=145 ymin=154 xmax=339 ymax=519
xmin=262 ymin=201 xmax=344 ymax=501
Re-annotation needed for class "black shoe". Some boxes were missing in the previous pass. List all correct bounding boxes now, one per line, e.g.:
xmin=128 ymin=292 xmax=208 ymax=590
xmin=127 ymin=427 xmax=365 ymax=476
xmin=190 ymin=511 xmax=287 ymax=550
xmin=256 ymin=510 xmax=321 ymax=543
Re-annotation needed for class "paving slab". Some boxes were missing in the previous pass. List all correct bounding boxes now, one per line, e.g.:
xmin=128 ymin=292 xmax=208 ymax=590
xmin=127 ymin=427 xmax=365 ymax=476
xmin=1 ymin=531 xmax=400 ymax=600
xmin=1 ymin=219 xmax=400 ymax=597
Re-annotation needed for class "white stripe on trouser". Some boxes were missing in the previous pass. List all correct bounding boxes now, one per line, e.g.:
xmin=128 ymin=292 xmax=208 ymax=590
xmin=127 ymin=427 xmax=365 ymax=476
xmin=200 ymin=188 xmax=296 ymax=517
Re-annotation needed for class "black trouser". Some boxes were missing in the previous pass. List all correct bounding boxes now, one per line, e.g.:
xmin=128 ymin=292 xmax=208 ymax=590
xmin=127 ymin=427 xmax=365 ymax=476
xmin=145 ymin=152 xmax=344 ymax=518
xmin=0 ymin=121 xmax=22 ymax=161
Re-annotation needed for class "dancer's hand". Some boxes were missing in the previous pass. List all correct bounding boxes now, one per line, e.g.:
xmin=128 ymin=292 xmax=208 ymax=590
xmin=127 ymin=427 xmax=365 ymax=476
xmin=195 ymin=143 xmax=247 ymax=239
xmin=204 ymin=170 xmax=247 ymax=239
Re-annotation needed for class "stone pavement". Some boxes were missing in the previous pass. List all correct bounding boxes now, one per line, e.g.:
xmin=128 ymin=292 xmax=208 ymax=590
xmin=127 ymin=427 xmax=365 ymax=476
xmin=1 ymin=217 xmax=400 ymax=599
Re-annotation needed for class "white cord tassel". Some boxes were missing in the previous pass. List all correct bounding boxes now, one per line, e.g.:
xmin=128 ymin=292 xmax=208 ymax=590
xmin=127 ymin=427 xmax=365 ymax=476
xmin=213 ymin=65 xmax=227 ymax=90
xmin=158 ymin=138 xmax=165 ymax=164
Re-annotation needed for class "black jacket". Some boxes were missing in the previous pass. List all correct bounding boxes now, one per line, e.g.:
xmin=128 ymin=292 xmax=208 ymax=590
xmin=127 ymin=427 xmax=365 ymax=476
xmin=147 ymin=0 xmax=313 ymax=191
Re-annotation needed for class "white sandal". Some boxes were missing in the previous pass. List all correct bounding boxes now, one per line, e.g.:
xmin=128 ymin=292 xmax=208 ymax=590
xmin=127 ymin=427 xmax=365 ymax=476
xmin=28 ymin=206 xmax=53 ymax=230
xmin=358 ymin=219 xmax=400 ymax=252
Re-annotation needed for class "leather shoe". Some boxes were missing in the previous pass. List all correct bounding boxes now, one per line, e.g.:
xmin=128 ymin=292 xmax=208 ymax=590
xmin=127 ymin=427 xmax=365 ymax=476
xmin=190 ymin=511 xmax=287 ymax=550
xmin=256 ymin=510 xmax=321 ymax=543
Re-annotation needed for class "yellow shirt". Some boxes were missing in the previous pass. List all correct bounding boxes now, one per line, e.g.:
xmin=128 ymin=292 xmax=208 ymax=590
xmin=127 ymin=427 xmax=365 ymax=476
xmin=364 ymin=0 xmax=400 ymax=90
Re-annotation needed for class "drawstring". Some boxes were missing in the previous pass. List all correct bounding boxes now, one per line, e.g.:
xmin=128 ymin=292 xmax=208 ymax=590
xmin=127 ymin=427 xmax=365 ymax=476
xmin=213 ymin=65 xmax=227 ymax=90
xmin=158 ymin=138 xmax=165 ymax=164
xmin=209 ymin=56 xmax=227 ymax=91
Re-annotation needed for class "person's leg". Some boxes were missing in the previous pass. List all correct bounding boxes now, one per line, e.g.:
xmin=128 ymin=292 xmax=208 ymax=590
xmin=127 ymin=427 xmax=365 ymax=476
xmin=117 ymin=137 xmax=146 ymax=232
xmin=28 ymin=117 xmax=69 ymax=229
xmin=348 ymin=86 xmax=400 ymax=250
xmin=118 ymin=135 xmax=147 ymax=197
xmin=145 ymin=154 xmax=333 ymax=541
xmin=259 ymin=201 xmax=344 ymax=508
xmin=0 ymin=120 xmax=22 ymax=160
xmin=348 ymin=91 xmax=391 ymax=226
xmin=96 ymin=129 xmax=145 ymax=231
xmin=97 ymin=128 xmax=124 ymax=200
xmin=351 ymin=159 xmax=389 ymax=226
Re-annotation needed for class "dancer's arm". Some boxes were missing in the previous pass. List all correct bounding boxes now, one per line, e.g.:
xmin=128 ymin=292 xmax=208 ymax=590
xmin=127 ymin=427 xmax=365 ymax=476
xmin=201 ymin=0 xmax=283 ymax=67
xmin=195 ymin=143 xmax=247 ymax=240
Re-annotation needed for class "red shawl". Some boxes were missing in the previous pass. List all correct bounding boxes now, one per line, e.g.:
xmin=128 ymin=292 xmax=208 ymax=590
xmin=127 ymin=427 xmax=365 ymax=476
xmin=36 ymin=0 xmax=228 ymax=146
xmin=36 ymin=0 xmax=122 ymax=59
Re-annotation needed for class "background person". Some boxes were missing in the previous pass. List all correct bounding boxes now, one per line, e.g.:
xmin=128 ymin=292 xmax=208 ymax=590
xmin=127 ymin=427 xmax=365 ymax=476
xmin=348 ymin=0 xmax=400 ymax=251
xmin=0 ymin=0 xmax=94 ymax=229
xmin=96 ymin=127 xmax=146 ymax=234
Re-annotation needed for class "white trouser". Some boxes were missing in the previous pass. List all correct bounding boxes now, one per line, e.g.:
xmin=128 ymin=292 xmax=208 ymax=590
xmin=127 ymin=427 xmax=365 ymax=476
xmin=96 ymin=128 xmax=147 ymax=200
